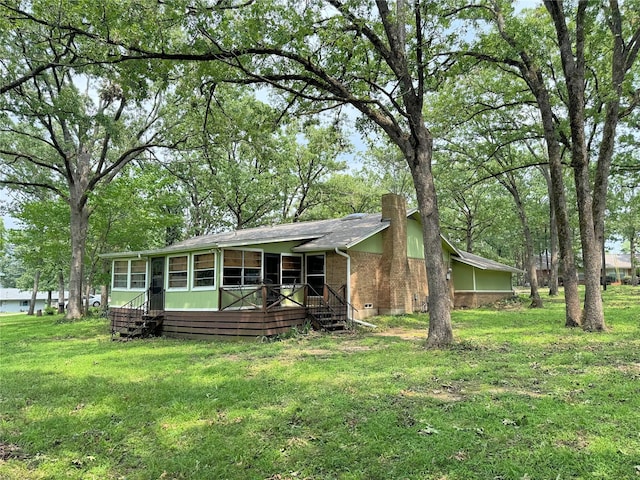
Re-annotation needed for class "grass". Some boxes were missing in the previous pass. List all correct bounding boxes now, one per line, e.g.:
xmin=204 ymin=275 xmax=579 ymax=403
xmin=0 ymin=286 xmax=639 ymax=480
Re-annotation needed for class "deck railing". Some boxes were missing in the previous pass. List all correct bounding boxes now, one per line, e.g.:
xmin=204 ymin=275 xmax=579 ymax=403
xmin=219 ymin=283 xmax=306 ymax=311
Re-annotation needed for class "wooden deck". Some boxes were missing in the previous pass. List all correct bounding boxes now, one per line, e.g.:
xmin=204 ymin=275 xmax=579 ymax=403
xmin=161 ymin=307 xmax=308 ymax=339
xmin=109 ymin=284 xmax=351 ymax=340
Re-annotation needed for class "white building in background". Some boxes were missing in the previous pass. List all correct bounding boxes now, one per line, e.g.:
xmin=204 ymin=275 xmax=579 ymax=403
xmin=0 ymin=288 xmax=55 ymax=313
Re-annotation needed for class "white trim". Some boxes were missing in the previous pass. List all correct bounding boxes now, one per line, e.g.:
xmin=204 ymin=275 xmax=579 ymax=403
xmin=191 ymin=251 xmax=217 ymax=291
xmin=166 ymin=253 xmax=190 ymax=291
xmin=280 ymin=253 xmax=303 ymax=284
xmin=305 ymin=252 xmax=326 ymax=296
xmin=111 ymin=259 xmax=147 ymax=292
xmin=221 ymin=248 xmax=264 ymax=287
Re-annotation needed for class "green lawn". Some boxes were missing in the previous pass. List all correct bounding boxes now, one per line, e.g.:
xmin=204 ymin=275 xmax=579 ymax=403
xmin=1 ymin=286 xmax=639 ymax=479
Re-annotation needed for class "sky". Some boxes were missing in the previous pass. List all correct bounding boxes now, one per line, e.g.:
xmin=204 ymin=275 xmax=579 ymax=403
xmin=0 ymin=188 xmax=18 ymax=230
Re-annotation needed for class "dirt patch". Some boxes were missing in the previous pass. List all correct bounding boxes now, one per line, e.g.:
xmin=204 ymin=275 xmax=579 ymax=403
xmin=0 ymin=442 xmax=27 ymax=460
xmin=487 ymin=386 xmax=548 ymax=399
xmin=617 ymin=363 xmax=640 ymax=377
xmin=302 ymin=348 xmax=334 ymax=356
xmin=300 ymin=345 xmax=374 ymax=356
xmin=374 ymin=328 xmax=426 ymax=341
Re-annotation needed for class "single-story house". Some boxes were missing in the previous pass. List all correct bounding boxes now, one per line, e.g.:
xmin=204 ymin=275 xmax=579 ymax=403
xmin=0 ymin=288 xmax=53 ymax=313
xmin=603 ymin=253 xmax=638 ymax=283
xmin=102 ymin=194 xmax=521 ymax=340
xmin=536 ymin=253 xmax=638 ymax=285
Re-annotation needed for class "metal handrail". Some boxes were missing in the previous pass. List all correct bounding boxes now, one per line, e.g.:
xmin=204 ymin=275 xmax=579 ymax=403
xmin=109 ymin=288 xmax=164 ymax=339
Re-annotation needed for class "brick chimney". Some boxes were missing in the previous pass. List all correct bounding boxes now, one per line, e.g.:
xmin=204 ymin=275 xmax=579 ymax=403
xmin=379 ymin=193 xmax=412 ymax=315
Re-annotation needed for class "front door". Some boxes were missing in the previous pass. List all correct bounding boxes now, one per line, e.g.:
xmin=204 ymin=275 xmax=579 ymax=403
xmin=150 ymin=257 xmax=165 ymax=311
xmin=264 ymin=253 xmax=281 ymax=285
xmin=263 ymin=253 xmax=281 ymax=306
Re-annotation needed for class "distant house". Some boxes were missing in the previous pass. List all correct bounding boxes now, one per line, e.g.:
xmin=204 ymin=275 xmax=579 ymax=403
xmin=0 ymin=288 xmax=49 ymax=313
xmin=604 ymin=253 xmax=638 ymax=283
xmin=536 ymin=253 xmax=638 ymax=285
xmin=102 ymin=194 xmax=521 ymax=340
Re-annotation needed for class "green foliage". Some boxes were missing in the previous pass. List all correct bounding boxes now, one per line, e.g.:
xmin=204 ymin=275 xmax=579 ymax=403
xmin=1 ymin=286 xmax=639 ymax=479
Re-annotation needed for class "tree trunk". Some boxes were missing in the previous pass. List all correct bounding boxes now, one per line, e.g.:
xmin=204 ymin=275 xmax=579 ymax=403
xmin=507 ymin=179 xmax=542 ymax=308
xmin=574 ymin=163 xmax=605 ymax=330
xmin=524 ymin=225 xmax=542 ymax=308
xmin=526 ymin=67 xmax=582 ymax=326
xmin=631 ymin=233 xmax=638 ymax=286
xmin=67 ymin=198 xmax=90 ymax=320
xmin=546 ymin=0 xmax=606 ymax=331
xmin=101 ymin=260 xmax=110 ymax=308
xmin=57 ymin=269 xmax=65 ymax=314
xmin=404 ymin=131 xmax=453 ymax=348
xmin=28 ymin=270 xmax=41 ymax=315
xmin=540 ymin=166 xmax=560 ymax=296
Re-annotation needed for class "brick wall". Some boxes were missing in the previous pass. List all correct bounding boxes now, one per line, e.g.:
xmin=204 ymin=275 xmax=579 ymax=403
xmin=350 ymin=251 xmax=382 ymax=319
xmin=454 ymin=291 xmax=515 ymax=308
xmin=325 ymin=251 xmax=347 ymax=287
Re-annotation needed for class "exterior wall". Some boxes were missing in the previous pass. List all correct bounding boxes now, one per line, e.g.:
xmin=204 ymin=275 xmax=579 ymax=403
xmin=166 ymin=289 xmax=218 ymax=310
xmin=349 ymin=251 xmax=382 ymax=319
xmin=407 ymin=218 xmax=425 ymax=259
xmin=325 ymin=251 xmax=348 ymax=288
xmin=352 ymin=234 xmax=383 ymax=254
xmin=110 ymin=290 xmax=143 ymax=307
xmin=407 ymin=257 xmax=429 ymax=310
xmin=348 ymin=251 xmax=428 ymax=320
xmin=454 ymin=291 xmax=515 ymax=308
xmin=453 ymin=262 xmax=475 ymax=291
xmin=379 ymin=193 xmax=412 ymax=315
xmin=0 ymin=299 xmax=49 ymax=313
xmin=453 ymin=263 xmax=515 ymax=308
xmin=474 ymin=269 xmax=513 ymax=290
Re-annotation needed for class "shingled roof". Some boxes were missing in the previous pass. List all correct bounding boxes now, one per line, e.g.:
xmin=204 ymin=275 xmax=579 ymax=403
xmin=101 ymin=212 xmax=395 ymax=258
xmin=453 ymin=250 xmax=524 ymax=274
xmin=101 ymin=210 xmax=522 ymax=277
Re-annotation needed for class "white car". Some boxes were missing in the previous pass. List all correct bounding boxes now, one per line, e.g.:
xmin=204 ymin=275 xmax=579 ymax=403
xmin=65 ymin=295 xmax=101 ymax=309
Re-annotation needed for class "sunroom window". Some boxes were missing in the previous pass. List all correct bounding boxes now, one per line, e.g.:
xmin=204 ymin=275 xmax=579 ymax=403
xmin=130 ymin=260 xmax=147 ymax=288
xmin=193 ymin=252 xmax=216 ymax=288
xmin=306 ymin=254 xmax=325 ymax=296
xmin=281 ymin=255 xmax=302 ymax=284
xmin=113 ymin=260 xmax=128 ymax=288
xmin=223 ymin=250 xmax=262 ymax=286
xmin=168 ymin=255 xmax=188 ymax=288
xmin=112 ymin=259 xmax=147 ymax=290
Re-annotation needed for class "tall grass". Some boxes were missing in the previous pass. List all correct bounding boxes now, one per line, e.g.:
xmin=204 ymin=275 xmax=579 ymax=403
xmin=1 ymin=286 xmax=639 ymax=479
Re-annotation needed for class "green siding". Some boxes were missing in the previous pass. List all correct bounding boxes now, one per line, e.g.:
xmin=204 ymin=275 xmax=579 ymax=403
xmin=349 ymin=218 xmax=428 ymax=259
xmin=110 ymin=290 xmax=144 ymax=307
xmin=407 ymin=219 xmax=424 ymax=259
xmin=453 ymin=262 xmax=475 ymax=290
xmin=351 ymin=233 xmax=383 ymax=254
xmin=453 ymin=262 xmax=513 ymax=291
xmin=165 ymin=289 xmax=218 ymax=310
xmin=474 ymin=269 xmax=512 ymax=291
